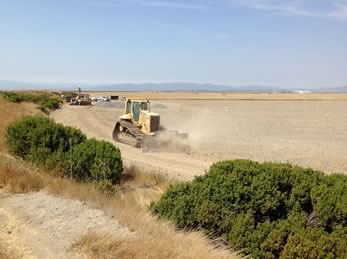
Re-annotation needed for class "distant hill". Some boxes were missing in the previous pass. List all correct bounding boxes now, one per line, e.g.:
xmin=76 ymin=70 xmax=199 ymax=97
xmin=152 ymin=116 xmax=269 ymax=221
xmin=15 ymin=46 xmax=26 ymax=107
xmin=86 ymin=83 xmax=285 ymax=93
xmin=1 ymin=80 xmax=346 ymax=93
xmin=0 ymin=80 xmax=283 ymax=92
xmin=319 ymin=86 xmax=347 ymax=92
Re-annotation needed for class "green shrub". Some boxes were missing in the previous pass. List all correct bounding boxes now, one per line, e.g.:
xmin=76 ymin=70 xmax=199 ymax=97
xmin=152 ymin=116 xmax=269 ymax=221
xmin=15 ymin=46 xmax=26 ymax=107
xmin=5 ymin=116 xmax=123 ymax=185
xmin=2 ymin=91 xmax=62 ymax=113
xmin=6 ymin=116 xmax=85 ymax=157
xmin=151 ymin=160 xmax=347 ymax=258
xmin=2 ymin=92 xmax=23 ymax=103
xmin=311 ymin=174 xmax=347 ymax=230
xmin=71 ymin=139 xmax=123 ymax=183
xmin=281 ymin=227 xmax=347 ymax=259
xmin=6 ymin=116 xmax=86 ymax=169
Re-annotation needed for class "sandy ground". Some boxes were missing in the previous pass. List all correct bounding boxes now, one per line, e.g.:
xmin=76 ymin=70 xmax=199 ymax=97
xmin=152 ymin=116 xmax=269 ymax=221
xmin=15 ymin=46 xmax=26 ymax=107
xmin=0 ymin=191 xmax=131 ymax=259
xmin=51 ymin=96 xmax=347 ymax=179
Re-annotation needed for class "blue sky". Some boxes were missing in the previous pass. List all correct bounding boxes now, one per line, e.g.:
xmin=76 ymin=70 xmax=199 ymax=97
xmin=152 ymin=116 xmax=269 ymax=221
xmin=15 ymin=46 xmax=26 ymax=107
xmin=0 ymin=0 xmax=346 ymax=88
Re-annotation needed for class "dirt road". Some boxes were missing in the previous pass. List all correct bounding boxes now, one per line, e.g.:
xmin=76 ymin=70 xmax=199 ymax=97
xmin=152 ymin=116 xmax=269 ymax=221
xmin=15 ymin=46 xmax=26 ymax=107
xmin=52 ymin=98 xmax=347 ymax=179
xmin=0 ymin=191 xmax=130 ymax=259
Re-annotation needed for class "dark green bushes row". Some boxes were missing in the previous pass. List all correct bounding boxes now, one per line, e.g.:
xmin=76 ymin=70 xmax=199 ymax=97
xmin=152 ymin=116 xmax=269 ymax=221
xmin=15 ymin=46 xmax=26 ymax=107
xmin=1 ymin=91 xmax=62 ymax=114
xmin=151 ymin=160 xmax=347 ymax=258
xmin=6 ymin=116 xmax=123 ymax=184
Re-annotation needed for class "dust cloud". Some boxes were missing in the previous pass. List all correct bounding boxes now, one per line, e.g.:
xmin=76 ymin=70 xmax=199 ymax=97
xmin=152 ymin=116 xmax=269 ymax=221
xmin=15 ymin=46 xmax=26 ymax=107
xmin=161 ymin=106 xmax=234 ymax=152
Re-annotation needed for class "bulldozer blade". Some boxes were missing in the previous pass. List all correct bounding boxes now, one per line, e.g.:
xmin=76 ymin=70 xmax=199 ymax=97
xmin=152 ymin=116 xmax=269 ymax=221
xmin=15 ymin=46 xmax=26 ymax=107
xmin=142 ymin=131 xmax=190 ymax=153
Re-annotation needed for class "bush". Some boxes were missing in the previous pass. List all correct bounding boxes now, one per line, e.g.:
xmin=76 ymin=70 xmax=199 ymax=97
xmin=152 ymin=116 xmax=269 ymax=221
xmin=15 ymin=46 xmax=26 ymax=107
xmin=151 ymin=160 xmax=347 ymax=258
xmin=6 ymin=116 xmax=123 ymax=185
xmin=1 ymin=91 xmax=62 ymax=114
xmin=281 ymin=227 xmax=347 ymax=258
xmin=71 ymin=139 xmax=123 ymax=183
xmin=6 ymin=116 xmax=86 ymax=164
xmin=2 ymin=92 xmax=23 ymax=103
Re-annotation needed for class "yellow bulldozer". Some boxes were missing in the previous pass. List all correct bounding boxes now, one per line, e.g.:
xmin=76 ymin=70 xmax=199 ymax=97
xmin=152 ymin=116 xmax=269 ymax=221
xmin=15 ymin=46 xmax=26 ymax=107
xmin=112 ymin=98 xmax=189 ymax=152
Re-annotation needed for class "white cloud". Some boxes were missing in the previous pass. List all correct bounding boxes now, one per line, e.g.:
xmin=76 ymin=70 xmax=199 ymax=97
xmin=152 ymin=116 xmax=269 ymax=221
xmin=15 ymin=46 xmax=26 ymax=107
xmin=330 ymin=2 xmax=347 ymax=20
xmin=77 ymin=0 xmax=347 ymax=20
xmin=229 ymin=0 xmax=347 ymax=20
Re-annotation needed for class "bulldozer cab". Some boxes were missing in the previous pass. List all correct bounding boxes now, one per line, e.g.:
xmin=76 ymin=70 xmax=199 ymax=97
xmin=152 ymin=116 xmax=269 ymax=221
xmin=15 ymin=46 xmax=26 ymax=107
xmin=123 ymin=99 xmax=150 ymax=123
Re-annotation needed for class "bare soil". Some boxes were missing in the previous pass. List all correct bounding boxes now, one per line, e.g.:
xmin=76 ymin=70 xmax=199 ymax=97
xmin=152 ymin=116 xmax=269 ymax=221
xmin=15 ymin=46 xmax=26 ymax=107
xmin=0 ymin=191 xmax=131 ymax=259
xmin=51 ymin=95 xmax=347 ymax=179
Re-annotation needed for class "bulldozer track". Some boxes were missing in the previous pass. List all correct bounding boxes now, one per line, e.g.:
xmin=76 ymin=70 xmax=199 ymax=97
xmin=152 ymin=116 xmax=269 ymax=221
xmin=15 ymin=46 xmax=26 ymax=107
xmin=113 ymin=120 xmax=143 ymax=147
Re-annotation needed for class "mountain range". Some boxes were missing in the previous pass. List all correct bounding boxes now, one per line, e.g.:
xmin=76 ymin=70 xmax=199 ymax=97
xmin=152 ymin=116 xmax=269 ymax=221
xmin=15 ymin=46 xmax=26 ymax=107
xmin=0 ymin=80 xmax=346 ymax=93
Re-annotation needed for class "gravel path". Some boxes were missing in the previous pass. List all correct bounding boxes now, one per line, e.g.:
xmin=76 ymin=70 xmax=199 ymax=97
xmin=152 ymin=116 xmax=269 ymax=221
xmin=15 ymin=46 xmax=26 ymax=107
xmin=0 ymin=191 xmax=131 ymax=259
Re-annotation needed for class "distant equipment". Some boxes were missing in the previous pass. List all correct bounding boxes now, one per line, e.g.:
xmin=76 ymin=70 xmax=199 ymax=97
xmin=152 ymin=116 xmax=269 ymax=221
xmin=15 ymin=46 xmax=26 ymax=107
xmin=62 ymin=92 xmax=77 ymax=103
xmin=69 ymin=87 xmax=92 ymax=106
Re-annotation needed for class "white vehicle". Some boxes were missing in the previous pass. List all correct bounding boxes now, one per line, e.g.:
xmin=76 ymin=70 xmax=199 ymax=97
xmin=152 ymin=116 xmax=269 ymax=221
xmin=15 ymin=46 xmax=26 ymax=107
xmin=97 ymin=96 xmax=111 ymax=102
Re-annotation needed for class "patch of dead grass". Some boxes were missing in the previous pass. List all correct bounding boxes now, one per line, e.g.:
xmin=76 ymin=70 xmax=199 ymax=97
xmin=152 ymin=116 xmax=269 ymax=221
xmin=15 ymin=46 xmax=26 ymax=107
xmin=0 ymin=155 xmax=45 ymax=193
xmin=74 ymin=230 xmax=234 ymax=259
xmin=0 ymin=156 xmax=236 ymax=259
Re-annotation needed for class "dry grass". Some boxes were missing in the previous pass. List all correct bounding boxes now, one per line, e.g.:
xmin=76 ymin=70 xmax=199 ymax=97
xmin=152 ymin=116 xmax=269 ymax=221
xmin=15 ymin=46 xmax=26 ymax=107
xmin=0 ymin=156 xmax=45 ymax=193
xmin=74 ymin=230 xmax=234 ymax=259
xmin=0 ymin=99 xmax=41 ymax=258
xmin=0 ymin=156 xmax=236 ymax=259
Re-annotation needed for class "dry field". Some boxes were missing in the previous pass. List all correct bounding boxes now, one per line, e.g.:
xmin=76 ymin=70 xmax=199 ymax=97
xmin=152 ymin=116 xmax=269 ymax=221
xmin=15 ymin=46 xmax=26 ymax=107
xmin=0 ymin=98 xmax=235 ymax=259
xmin=52 ymin=93 xmax=347 ymax=179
